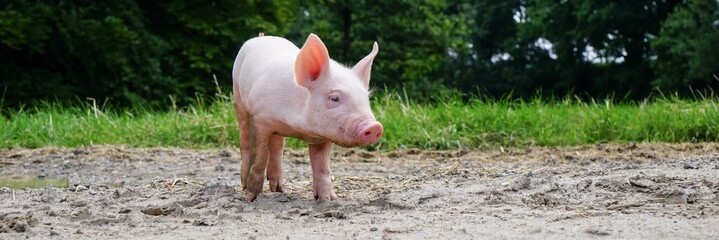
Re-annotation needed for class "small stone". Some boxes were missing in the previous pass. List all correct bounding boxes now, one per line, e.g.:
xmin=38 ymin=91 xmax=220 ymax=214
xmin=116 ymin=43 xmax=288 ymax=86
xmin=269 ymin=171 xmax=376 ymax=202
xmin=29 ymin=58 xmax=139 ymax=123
xmin=683 ymin=162 xmax=699 ymax=169
xmin=215 ymin=165 xmax=225 ymax=172
xmin=315 ymin=211 xmax=347 ymax=219
xmin=141 ymin=207 xmax=174 ymax=216
xmin=510 ymin=176 xmax=531 ymax=191
xmin=70 ymin=201 xmax=87 ymax=207
xmin=70 ymin=184 xmax=88 ymax=192
xmin=629 ymin=177 xmax=653 ymax=188
xmin=370 ymin=227 xmax=378 ymax=232
xmin=585 ymin=227 xmax=610 ymax=236
xmin=193 ymin=219 xmax=215 ymax=226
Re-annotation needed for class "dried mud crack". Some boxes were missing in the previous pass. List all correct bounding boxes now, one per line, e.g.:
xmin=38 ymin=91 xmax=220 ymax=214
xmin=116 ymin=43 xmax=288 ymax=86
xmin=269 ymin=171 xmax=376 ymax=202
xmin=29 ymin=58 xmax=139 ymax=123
xmin=1 ymin=143 xmax=719 ymax=239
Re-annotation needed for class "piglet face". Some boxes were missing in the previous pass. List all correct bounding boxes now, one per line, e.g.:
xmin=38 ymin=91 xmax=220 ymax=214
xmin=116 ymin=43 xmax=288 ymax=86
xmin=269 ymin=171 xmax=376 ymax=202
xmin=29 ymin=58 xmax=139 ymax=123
xmin=295 ymin=34 xmax=383 ymax=147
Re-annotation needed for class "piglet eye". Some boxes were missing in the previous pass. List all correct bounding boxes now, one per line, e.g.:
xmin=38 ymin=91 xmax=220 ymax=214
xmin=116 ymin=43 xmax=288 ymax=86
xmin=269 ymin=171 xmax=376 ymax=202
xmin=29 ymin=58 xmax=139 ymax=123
xmin=325 ymin=92 xmax=343 ymax=109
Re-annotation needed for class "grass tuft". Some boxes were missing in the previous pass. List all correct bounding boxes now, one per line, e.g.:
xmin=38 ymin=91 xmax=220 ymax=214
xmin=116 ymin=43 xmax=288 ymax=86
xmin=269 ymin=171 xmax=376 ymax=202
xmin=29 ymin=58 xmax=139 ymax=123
xmin=1 ymin=91 xmax=717 ymax=150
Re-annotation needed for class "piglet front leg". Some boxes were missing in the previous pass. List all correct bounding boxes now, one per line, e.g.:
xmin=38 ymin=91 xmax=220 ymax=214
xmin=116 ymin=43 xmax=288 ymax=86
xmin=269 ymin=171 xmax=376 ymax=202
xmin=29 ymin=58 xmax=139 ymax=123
xmin=266 ymin=135 xmax=286 ymax=192
xmin=309 ymin=142 xmax=337 ymax=202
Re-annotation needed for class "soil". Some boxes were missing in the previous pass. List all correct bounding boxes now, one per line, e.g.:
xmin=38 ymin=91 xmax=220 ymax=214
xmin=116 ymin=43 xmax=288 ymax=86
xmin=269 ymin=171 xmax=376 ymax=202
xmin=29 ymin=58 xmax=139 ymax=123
xmin=1 ymin=143 xmax=718 ymax=239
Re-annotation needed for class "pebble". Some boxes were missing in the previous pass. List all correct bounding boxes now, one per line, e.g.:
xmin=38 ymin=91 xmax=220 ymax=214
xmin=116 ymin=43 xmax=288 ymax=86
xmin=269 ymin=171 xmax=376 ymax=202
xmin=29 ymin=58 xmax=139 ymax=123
xmin=70 ymin=184 xmax=89 ymax=192
xmin=510 ymin=176 xmax=531 ymax=191
xmin=683 ymin=162 xmax=699 ymax=169
xmin=37 ymin=172 xmax=47 ymax=179
xmin=585 ymin=227 xmax=610 ymax=236
xmin=70 ymin=201 xmax=87 ymax=207
xmin=629 ymin=178 xmax=653 ymax=188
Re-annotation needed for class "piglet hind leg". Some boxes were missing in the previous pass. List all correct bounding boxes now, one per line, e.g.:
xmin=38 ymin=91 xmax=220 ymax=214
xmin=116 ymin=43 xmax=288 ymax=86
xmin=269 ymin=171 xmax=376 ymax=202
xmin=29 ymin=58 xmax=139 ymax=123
xmin=243 ymin=124 xmax=272 ymax=202
xmin=233 ymin=95 xmax=252 ymax=190
xmin=309 ymin=142 xmax=337 ymax=202
xmin=266 ymin=135 xmax=286 ymax=192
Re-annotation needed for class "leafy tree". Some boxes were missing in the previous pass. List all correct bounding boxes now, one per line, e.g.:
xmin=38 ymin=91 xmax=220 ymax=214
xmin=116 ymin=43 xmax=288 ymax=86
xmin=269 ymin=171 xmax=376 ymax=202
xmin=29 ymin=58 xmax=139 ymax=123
xmin=0 ymin=0 xmax=295 ymax=108
xmin=1 ymin=0 xmax=164 ymax=107
xmin=290 ymin=0 xmax=469 ymax=99
xmin=519 ymin=0 xmax=681 ymax=99
xmin=446 ymin=0 xmax=681 ymax=100
xmin=445 ymin=0 xmax=560 ymax=98
xmin=652 ymin=0 xmax=719 ymax=94
xmin=139 ymin=0 xmax=296 ymax=101
xmin=1 ymin=0 xmax=712 ymax=107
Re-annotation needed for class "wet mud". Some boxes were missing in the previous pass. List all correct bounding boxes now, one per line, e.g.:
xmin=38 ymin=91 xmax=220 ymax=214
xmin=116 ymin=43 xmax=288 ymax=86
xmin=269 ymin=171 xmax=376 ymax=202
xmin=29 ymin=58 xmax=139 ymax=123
xmin=1 ymin=143 xmax=718 ymax=239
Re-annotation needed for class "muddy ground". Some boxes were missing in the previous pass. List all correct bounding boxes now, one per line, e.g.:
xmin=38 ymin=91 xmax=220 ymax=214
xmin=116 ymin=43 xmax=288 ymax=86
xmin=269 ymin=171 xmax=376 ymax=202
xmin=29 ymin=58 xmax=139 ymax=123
xmin=1 ymin=143 xmax=718 ymax=239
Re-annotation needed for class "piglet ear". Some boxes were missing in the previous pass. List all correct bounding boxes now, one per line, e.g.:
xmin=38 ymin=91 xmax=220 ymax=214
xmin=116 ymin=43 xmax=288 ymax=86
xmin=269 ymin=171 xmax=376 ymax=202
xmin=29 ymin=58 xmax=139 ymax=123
xmin=352 ymin=42 xmax=379 ymax=90
xmin=295 ymin=33 xmax=330 ymax=88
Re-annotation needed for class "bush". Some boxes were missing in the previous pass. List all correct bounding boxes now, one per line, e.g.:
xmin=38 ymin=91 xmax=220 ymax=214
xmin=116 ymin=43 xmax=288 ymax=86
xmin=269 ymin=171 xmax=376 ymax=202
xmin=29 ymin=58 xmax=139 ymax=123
xmin=651 ymin=0 xmax=719 ymax=95
xmin=0 ymin=0 xmax=295 ymax=108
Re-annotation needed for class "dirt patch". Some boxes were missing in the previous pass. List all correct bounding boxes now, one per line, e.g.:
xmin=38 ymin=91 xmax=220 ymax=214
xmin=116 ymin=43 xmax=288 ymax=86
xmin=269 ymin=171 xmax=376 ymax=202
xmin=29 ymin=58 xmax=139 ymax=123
xmin=1 ymin=143 xmax=718 ymax=239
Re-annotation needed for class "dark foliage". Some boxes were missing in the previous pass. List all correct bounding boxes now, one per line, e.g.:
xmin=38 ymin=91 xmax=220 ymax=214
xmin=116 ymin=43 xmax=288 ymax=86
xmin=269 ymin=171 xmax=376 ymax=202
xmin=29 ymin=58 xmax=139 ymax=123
xmin=1 ymin=0 xmax=716 ymax=108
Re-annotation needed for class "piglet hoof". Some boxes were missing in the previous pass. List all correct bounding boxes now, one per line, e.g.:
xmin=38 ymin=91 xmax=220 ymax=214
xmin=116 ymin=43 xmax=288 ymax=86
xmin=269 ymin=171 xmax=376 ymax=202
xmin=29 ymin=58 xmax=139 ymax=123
xmin=313 ymin=180 xmax=337 ymax=202
xmin=245 ymin=191 xmax=259 ymax=202
xmin=244 ymin=182 xmax=263 ymax=202
xmin=314 ymin=190 xmax=337 ymax=203
xmin=269 ymin=181 xmax=285 ymax=192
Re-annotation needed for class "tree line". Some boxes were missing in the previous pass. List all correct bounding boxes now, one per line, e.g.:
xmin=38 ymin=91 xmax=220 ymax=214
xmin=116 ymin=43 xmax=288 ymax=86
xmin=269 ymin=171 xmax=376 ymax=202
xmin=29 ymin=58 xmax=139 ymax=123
xmin=1 ymin=0 xmax=717 ymax=108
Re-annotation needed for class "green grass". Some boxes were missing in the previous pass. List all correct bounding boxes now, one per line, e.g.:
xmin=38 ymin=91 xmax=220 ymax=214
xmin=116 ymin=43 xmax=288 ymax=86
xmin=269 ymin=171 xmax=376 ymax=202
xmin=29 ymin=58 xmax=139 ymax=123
xmin=374 ymin=93 xmax=718 ymax=149
xmin=1 ymin=92 xmax=717 ymax=150
xmin=0 ymin=176 xmax=69 ymax=189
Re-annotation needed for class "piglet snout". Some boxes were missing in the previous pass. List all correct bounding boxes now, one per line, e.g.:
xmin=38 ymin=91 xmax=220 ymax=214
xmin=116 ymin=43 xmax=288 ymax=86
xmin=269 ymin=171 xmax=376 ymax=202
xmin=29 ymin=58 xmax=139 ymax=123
xmin=357 ymin=122 xmax=383 ymax=145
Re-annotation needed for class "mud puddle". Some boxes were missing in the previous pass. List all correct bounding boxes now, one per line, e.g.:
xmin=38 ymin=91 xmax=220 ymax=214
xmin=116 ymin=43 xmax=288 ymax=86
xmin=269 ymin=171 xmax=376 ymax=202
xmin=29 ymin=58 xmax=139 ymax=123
xmin=1 ymin=143 xmax=718 ymax=239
